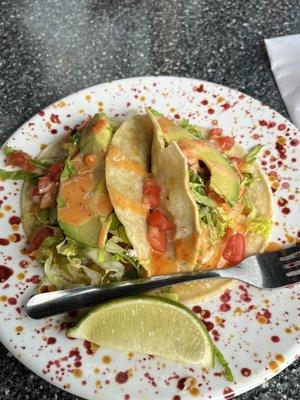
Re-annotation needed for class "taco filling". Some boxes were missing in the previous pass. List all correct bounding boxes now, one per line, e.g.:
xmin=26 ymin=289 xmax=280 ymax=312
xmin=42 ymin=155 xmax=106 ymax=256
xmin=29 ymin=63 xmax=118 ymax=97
xmin=146 ymin=109 xmax=273 ymax=301
xmin=0 ymin=109 xmax=273 ymax=301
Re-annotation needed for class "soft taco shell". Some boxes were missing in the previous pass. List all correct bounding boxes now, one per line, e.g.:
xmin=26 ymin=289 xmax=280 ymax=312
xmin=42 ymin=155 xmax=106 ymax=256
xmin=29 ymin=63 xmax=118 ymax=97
xmin=105 ymin=115 xmax=153 ymax=267
xmin=106 ymin=114 xmax=201 ymax=275
xmin=170 ymin=143 xmax=273 ymax=304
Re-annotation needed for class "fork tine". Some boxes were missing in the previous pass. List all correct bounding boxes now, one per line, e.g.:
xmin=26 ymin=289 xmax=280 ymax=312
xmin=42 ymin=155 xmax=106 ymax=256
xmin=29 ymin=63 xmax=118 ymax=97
xmin=283 ymin=259 xmax=300 ymax=271
xmin=286 ymin=269 xmax=300 ymax=277
xmin=256 ymin=244 xmax=300 ymax=288
xmin=279 ymin=250 xmax=300 ymax=262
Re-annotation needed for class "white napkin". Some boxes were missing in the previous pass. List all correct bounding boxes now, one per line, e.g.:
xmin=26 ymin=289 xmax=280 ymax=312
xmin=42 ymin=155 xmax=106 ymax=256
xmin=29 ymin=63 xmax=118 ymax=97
xmin=265 ymin=34 xmax=300 ymax=129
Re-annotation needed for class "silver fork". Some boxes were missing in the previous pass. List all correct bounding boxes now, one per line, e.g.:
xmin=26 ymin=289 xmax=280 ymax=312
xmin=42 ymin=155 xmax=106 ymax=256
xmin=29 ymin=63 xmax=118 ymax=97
xmin=25 ymin=244 xmax=300 ymax=319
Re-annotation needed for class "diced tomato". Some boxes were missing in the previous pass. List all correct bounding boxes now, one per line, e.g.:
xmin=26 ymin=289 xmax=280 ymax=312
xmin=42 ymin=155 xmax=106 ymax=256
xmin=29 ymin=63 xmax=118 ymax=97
xmin=38 ymin=176 xmax=52 ymax=194
xmin=48 ymin=163 xmax=63 ymax=181
xmin=210 ymin=128 xmax=223 ymax=136
xmin=222 ymin=232 xmax=245 ymax=265
xmin=147 ymin=225 xmax=166 ymax=253
xmin=147 ymin=209 xmax=172 ymax=230
xmin=27 ymin=227 xmax=54 ymax=255
xmin=229 ymin=156 xmax=242 ymax=169
xmin=5 ymin=150 xmax=34 ymax=171
xmin=31 ymin=186 xmax=39 ymax=197
xmin=210 ymin=136 xmax=235 ymax=151
xmin=143 ymin=178 xmax=161 ymax=209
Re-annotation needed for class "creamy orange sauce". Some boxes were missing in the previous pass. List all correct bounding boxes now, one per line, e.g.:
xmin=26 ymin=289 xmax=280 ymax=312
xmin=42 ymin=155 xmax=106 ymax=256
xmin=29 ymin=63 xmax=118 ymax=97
xmin=175 ymin=234 xmax=198 ymax=266
xmin=107 ymin=146 xmax=148 ymax=177
xmin=157 ymin=116 xmax=176 ymax=134
xmin=275 ymin=354 xmax=285 ymax=363
xmin=268 ymin=360 xmax=279 ymax=371
xmin=98 ymin=224 xmax=109 ymax=248
xmin=97 ymin=193 xmax=113 ymax=216
xmin=91 ymin=117 xmax=108 ymax=134
xmin=150 ymin=250 xmax=177 ymax=275
xmin=59 ymin=153 xmax=111 ymax=225
xmin=265 ymin=242 xmax=283 ymax=252
xmin=109 ymin=188 xmax=148 ymax=217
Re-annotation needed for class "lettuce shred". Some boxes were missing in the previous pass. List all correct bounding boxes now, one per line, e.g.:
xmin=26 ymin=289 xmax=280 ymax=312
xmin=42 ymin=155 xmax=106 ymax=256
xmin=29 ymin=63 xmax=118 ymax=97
xmin=178 ymin=118 xmax=209 ymax=139
xmin=213 ymin=345 xmax=234 ymax=382
xmin=61 ymin=158 xmax=76 ymax=179
xmin=189 ymin=171 xmax=229 ymax=242
xmin=247 ymin=216 xmax=273 ymax=238
xmin=0 ymin=169 xmax=40 ymax=181
xmin=244 ymin=145 xmax=264 ymax=164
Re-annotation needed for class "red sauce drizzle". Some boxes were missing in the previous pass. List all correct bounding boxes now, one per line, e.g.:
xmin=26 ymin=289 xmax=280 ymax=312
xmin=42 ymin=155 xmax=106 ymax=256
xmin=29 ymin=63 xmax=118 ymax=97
xmin=47 ymin=337 xmax=57 ymax=345
xmin=115 ymin=371 xmax=129 ymax=384
xmin=8 ymin=216 xmax=21 ymax=225
xmin=192 ymin=305 xmax=202 ymax=314
xmin=0 ymin=265 xmax=13 ymax=282
xmin=241 ymin=367 xmax=251 ymax=377
xmin=271 ymin=335 xmax=280 ymax=343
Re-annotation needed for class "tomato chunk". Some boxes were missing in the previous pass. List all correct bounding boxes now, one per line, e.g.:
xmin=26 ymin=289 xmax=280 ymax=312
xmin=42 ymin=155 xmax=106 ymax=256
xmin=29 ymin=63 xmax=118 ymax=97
xmin=48 ymin=163 xmax=63 ymax=181
xmin=229 ymin=156 xmax=242 ymax=169
xmin=210 ymin=136 xmax=235 ymax=151
xmin=5 ymin=150 xmax=34 ymax=171
xmin=222 ymin=232 xmax=245 ymax=265
xmin=147 ymin=209 xmax=172 ymax=230
xmin=143 ymin=178 xmax=161 ymax=208
xmin=210 ymin=128 xmax=223 ymax=136
xmin=147 ymin=225 xmax=166 ymax=253
xmin=27 ymin=227 xmax=54 ymax=255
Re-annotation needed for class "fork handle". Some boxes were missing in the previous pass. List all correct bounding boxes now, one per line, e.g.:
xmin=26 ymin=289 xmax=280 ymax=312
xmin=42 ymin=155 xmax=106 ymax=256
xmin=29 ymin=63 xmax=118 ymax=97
xmin=25 ymin=270 xmax=221 ymax=319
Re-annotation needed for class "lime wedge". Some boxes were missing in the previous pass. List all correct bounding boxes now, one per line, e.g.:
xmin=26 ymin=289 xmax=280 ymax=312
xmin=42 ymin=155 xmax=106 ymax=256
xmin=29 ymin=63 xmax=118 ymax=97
xmin=67 ymin=296 xmax=214 ymax=365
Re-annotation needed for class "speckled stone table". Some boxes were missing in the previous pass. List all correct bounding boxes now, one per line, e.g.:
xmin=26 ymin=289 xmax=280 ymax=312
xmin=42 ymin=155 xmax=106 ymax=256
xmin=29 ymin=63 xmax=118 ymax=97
xmin=0 ymin=0 xmax=299 ymax=399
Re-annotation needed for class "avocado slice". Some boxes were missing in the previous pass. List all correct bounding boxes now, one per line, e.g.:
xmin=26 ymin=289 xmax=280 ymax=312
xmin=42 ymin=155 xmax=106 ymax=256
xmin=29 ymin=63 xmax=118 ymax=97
xmin=192 ymin=140 xmax=240 ymax=205
xmin=148 ymin=110 xmax=240 ymax=205
xmin=57 ymin=114 xmax=115 ymax=247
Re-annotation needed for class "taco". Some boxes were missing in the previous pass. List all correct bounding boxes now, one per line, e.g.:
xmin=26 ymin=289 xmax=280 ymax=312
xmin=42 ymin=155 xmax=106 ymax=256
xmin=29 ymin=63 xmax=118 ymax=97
xmin=105 ymin=115 xmax=200 ymax=276
xmin=147 ymin=109 xmax=273 ymax=302
xmin=1 ymin=113 xmax=150 ymax=291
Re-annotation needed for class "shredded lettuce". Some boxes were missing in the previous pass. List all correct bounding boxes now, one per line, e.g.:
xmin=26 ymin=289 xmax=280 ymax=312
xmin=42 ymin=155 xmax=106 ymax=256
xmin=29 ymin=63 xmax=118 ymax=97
xmin=189 ymin=171 xmax=228 ymax=242
xmin=31 ymin=158 xmax=52 ymax=169
xmin=242 ymin=195 xmax=256 ymax=218
xmin=191 ymin=190 xmax=217 ymax=208
xmin=36 ymin=208 xmax=51 ymax=225
xmin=2 ymin=145 xmax=14 ymax=156
xmin=198 ymin=206 xmax=228 ymax=241
xmin=241 ymin=172 xmax=255 ymax=188
xmin=148 ymin=107 xmax=161 ymax=117
xmin=0 ymin=169 xmax=40 ymax=181
xmin=56 ymin=237 xmax=81 ymax=260
xmin=105 ymin=236 xmax=126 ymax=254
xmin=61 ymin=158 xmax=76 ymax=179
xmin=245 ymin=145 xmax=264 ymax=164
xmin=213 ymin=345 xmax=234 ymax=382
xmin=247 ymin=216 xmax=273 ymax=238
xmin=71 ymin=132 xmax=81 ymax=146
xmin=57 ymin=197 xmax=65 ymax=207
xmin=178 ymin=118 xmax=209 ymax=139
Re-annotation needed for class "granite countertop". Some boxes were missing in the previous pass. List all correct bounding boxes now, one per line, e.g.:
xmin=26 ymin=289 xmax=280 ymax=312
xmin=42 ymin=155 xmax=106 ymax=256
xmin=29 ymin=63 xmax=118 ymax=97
xmin=0 ymin=0 xmax=299 ymax=399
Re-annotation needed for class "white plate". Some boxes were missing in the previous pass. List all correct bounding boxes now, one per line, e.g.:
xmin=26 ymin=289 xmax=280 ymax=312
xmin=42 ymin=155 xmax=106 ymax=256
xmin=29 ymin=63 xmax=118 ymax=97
xmin=0 ymin=76 xmax=299 ymax=400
